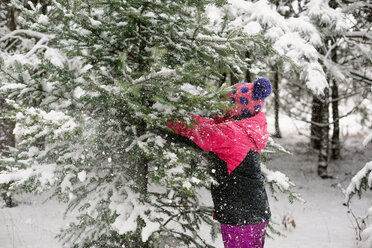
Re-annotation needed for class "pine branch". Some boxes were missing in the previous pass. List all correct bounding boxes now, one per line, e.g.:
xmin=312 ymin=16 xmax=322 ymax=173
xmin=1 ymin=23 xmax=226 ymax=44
xmin=132 ymin=69 xmax=177 ymax=84
xmin=0 ymin=29 xmax=53 ymax=42
xmin=350 ymin=70 xmax=372 ymax=85
xmin=25 ymin=36 xmax=49 ymax=57
xmin=344 ymin=161 xmax=372 ymax=204
xmin=345 ymin=31 xmax=372 ymax=40
xmin=192 ymin=34 xmax=262 ymax=43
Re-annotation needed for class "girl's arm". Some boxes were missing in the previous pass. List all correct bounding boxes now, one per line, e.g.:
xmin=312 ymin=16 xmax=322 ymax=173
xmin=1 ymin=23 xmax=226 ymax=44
xmin=167 ymin=112 xmax=269 ymax=153
xmin=167 ymin=112 xmax=269 ymax=174
xmin=166 ymin=117 xmax=233 ymax=153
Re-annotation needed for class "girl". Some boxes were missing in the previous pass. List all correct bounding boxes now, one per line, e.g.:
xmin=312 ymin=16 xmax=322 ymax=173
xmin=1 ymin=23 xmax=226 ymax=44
xmin=166 ymin=78 xmax=272 ymax=248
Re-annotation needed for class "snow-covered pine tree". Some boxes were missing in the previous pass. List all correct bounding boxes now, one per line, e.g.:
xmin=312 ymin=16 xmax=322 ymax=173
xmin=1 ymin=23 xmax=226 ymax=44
xmin=344 ymin=133 xmax=372 ymax=248
xmin=0 ymin=0 xmax=302 ymax=247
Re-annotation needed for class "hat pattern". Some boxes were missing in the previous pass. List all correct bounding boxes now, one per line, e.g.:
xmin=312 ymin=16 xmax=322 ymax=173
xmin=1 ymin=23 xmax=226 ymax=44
xmin=226 ymin=78 xmax=271 ymax=117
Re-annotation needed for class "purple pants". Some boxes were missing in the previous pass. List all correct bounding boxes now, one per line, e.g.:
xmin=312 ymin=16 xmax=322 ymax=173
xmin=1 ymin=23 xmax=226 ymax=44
xmin=221 ymin=220 xmax=269 ymax=248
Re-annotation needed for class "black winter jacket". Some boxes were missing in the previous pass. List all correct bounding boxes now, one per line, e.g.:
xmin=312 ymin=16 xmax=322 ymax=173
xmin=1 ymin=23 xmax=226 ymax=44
xmin=209 ymin=149 xmax=271 ymax=225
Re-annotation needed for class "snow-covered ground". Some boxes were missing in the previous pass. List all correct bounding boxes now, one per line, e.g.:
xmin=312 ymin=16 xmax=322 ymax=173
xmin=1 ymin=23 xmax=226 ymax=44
xmin=0 ymin=195 xmax=67 ymax=248
xmin=0 ymin=115 xmax=371 ymax=248
xmin=264 ymin=115 xmax=372 ymax=248
xmin=264 ymin=135 xmax=372 ymax=248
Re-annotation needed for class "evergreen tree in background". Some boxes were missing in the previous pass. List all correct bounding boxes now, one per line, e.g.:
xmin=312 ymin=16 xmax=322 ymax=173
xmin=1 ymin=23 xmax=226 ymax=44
xmin=265 ymin=0 xmax=371 ymax=178
xmin=304 ymin=0 xmax=371 ymax=177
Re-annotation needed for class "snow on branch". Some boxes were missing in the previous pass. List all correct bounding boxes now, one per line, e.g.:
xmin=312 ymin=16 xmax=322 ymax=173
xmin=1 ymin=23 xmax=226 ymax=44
xmin=25 ymin=36 xmax=50 ymax=57
xmin=133 ymin=68 xmax=177 ymax=84
xmin=0 ymin=163 xmax=56 ymax=186
xmin=261 ymin=163 xmax=303 ymax=203
xmin=6 ymin=99 xmax=78 ymax=140
xmin=262 ymin=164 xmax=292 ymax=191
xmin=350 ymin=70 xmax=372 ymax=86
xmin=193 ymin=34 xmax=259 ymax=43
xmin=344 ymin=161 xmax=372 ymax=204
xmin=345 ymin=31 xmax=372 ymax=40
xmin=0 ymin=29 xmax=53 ymax=43
xmin=363 ymin=132 xmax=372 ymax=147
xmin=264 ymin=137 xmax=291 ymax=154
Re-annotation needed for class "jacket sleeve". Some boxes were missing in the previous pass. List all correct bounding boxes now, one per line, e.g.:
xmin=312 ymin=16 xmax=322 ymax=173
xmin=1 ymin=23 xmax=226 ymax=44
xmin=244 ymin=112 xmax=269 ymax=151
xmin=166 ymin=117 xmax=234 ymax=152
xmin=192 ymin=115 xmax=215 ymax=125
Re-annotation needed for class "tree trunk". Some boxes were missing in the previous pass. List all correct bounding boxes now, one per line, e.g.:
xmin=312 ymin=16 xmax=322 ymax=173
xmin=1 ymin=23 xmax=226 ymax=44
xmin=245 ymin=51 xmax=252 ymax=83
xmin=0 ymin=99 xmax=15 ymax=149
xmin=231 ymin=50 xmax=252 ymax=85
xmin=330 ymin=45 xmax=340 ymax=160
xmin=220 ymin=72 xmax=227 ymax=87
xmin=230 ymin=71 xmax=240 ymax=85
xmin=130 ymin=158 xmax=149 ymax=247
xmin=137 ymin=161 xmax=148 ymax=197
xmin=331 ymin=78 xmax=341 ymax=160
xmin=329 ymin=0 xmax=338 ymax=9
xmin=310 ymin=95 xmax=322 ymax=149
xmin=0 ymin=99 xmax=16 ymax=207
xmin=272 ymin=67 xmax=282 ymax=138
xmin=126 ymin=9 xmax=152 ymax=246
xmin=0 ymin=1 xmax=16 ymax=31
xmin=1 ymin=184 xmax=16 ymax=208
xmin=5 ymin=1 xmax=16 ymax=31
xmin=317 ymin=88 xmax=330 ymax=178
xmin=30 ymin=0 xmax=49 ymax=15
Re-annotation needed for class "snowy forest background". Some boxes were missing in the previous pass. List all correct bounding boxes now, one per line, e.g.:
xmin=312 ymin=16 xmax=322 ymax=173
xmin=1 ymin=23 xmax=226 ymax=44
xmin=0 ymin=0 xmax=371 ymax=247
